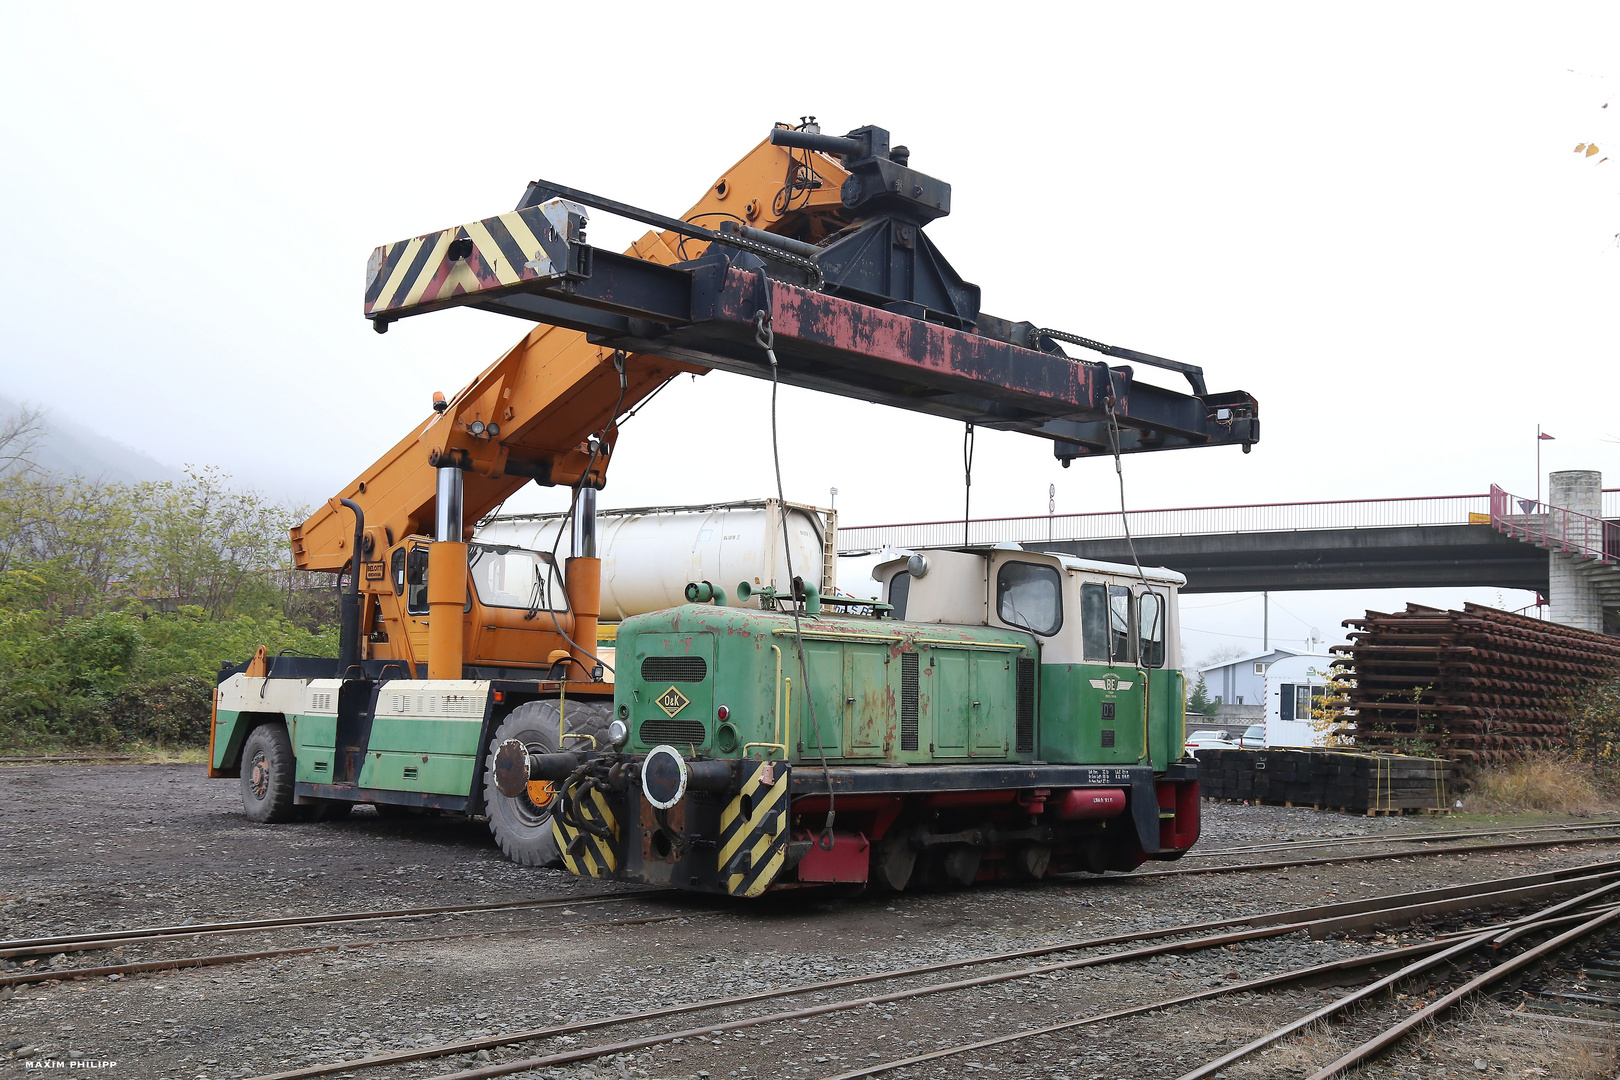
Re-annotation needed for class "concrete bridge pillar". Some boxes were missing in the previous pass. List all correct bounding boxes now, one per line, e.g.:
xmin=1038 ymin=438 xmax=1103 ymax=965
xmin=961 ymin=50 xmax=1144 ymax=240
xmin=1547 ymin=469 xmax=1603 ymax=633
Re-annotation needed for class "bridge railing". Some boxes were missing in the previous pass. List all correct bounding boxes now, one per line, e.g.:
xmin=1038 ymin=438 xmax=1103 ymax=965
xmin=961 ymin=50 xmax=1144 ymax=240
xmin=838 ymin=493 xmax=1495 ymax=553
xmin=1490 ymin=485 xmax=1620 ymax=565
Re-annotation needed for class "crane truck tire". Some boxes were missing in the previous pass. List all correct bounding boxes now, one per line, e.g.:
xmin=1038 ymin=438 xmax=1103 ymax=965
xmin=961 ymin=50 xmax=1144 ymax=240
xmin=483 ymin=698 xmax=612 ymax=866
xmin=241 ymin=722 xmax=297 ymax=824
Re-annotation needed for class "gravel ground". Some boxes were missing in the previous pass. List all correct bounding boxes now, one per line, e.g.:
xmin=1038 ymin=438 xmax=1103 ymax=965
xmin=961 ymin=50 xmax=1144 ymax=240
xmin=2 ymin=764 xmax=1616 ymax=1080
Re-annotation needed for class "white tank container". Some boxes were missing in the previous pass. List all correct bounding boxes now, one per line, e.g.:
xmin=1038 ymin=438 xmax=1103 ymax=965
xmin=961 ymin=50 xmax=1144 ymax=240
xmin=477 ymin=500 xmax=834 ymax=621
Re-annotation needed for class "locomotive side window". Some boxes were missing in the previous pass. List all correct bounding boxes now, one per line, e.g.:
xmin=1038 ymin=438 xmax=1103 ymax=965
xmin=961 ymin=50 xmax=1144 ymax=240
xmin=996 ymin=561 xmax=1062 ymax=637
xmin=1138 ymin=590 xmax=1166 ymax=668
xmin=888 ymin=571 xmax=911 ymax=620
xmin=1108 ymin=585 xmax=1136 ymax=664
xmin=1081 ymin=583 xmax=1109 ymax=662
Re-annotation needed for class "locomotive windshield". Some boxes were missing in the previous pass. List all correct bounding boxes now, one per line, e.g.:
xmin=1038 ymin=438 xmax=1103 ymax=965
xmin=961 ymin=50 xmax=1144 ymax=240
xmin=996 ymin=561 xmax=1062 ymax=636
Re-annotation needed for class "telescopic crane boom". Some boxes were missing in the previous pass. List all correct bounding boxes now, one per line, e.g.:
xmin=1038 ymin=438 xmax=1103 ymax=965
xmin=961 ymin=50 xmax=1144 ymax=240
xmin=292 ymin=132 xmax=857 ymax=682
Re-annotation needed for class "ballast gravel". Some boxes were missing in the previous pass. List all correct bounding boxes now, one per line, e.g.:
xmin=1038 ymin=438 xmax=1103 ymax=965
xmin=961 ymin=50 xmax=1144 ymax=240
xmin=1 ymin=763 xmax=1615 ymax=1080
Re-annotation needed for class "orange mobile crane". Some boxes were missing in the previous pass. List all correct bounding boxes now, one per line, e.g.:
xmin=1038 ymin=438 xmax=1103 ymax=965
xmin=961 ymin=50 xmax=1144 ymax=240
xmin=211 ymin=121 xmax=1258 ymax=870
xmin=291 ymin=133 xmax=855 ymax=688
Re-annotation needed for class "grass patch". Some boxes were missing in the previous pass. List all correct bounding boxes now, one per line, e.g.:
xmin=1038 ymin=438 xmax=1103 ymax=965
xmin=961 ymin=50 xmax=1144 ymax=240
xmin=1460 ymin=755 xmax=1617 ymax=815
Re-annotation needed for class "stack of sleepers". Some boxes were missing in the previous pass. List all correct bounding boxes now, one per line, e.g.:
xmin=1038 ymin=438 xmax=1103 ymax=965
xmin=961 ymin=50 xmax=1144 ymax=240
xmin=1198 ymin=747 xmax=1457 ymax=813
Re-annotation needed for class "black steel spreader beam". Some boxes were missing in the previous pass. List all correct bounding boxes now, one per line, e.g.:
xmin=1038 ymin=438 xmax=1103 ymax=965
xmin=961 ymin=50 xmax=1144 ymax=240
xmin=364 ymin=126 xmax=1258 ymax=464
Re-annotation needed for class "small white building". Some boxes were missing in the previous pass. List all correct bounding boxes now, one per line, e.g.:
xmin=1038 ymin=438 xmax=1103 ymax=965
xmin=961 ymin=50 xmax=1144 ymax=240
xmin=1198 ymin=648 xmax=1305 ymax=707
xmin=1261 ymin=653 xmax=1338 ymax=747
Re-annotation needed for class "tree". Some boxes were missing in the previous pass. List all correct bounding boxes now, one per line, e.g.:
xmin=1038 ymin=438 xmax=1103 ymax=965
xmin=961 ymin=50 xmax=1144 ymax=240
xmin=1197 ymin=643 xmax=1247 ymax=669
xmin=0 ymin=402 xmax=45 ymax=477
xmin=1186 ymin=673 xmax=1213 ymax=715
xmin=129 ymin=466 xmax=300 ymax=619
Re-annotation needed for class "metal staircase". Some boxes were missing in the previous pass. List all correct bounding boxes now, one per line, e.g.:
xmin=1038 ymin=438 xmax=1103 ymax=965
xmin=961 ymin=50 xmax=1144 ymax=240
xmin=1489 ymin=485 xmax=1620 ymax=607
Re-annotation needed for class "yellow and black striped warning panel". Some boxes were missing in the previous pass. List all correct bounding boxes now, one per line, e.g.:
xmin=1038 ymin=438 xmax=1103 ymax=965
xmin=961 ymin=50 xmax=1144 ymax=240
xmin=552 ymin=786 xmax=620 ymax=879
xmin=365 ymin=198 xmax=588 ymax=321
xmin=717 ymin=761 xmax=791 ymax=898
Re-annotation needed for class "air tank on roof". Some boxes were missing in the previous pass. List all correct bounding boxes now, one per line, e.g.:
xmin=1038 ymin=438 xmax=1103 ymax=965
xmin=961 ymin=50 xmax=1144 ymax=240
xmin=476 ymin=499 xmax=835 ymax=620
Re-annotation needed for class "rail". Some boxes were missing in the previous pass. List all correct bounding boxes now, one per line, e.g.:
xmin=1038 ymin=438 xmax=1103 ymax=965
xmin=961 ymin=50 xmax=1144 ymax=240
xmin=1490 ymin=484 xmax=1620 ymax=566
xmin=839 ymin=487 xmax=1620 ymax=554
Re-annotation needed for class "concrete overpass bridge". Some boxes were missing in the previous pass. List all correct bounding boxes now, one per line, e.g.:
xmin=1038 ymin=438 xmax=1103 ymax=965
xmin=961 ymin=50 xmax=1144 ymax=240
xmin=837 ymin=475 xmax=1620 ymax=633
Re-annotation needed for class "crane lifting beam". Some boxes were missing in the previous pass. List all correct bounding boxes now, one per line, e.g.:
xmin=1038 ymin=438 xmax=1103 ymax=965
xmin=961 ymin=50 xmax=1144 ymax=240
xmin=365 ymin=181 xmax=1258 ymax=462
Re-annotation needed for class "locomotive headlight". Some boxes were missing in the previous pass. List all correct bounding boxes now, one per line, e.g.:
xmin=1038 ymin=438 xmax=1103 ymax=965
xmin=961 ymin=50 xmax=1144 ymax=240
xmin=607 ymin=718 xmax=629 ymax=749
xmin=907 ymin=553 xmax=929 ymax=578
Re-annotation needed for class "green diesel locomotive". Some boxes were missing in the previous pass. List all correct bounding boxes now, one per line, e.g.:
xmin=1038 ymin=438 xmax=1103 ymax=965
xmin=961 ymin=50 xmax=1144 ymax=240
xmin=493 ymin=545 xmax=1198 ymax=896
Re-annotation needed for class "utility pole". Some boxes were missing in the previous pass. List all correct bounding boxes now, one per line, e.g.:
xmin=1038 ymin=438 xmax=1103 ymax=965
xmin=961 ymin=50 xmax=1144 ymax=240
xmin=1263 ymin=591 xmax=1269 ymax=651
xmin=1536 ymin=426 xmax=1555 ymax=510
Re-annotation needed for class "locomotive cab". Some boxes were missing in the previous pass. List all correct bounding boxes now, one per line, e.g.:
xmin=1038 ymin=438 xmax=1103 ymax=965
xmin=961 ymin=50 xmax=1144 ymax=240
xmin=877 ymin=546 xmax=1186 ymax=769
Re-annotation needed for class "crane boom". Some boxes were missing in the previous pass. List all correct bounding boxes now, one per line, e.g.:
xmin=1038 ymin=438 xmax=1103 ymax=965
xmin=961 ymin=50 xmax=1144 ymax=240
xmin=295 ymin=136 xmax=851 ymax=573
xmin=288 ymin=133 xmax=853 ymax=681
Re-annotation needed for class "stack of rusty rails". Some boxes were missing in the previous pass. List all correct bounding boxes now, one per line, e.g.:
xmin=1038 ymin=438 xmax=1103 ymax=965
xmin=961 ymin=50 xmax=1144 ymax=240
xmin=1198 ymin=747 xmax=1457 ymax=815
xmin=1332 ymin=602 xmax=1620 ymax=762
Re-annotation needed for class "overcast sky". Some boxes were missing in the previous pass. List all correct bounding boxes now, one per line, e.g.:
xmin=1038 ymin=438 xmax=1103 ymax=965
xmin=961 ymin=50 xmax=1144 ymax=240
xmin=2 ymin=4 xmax=1615 ymax=661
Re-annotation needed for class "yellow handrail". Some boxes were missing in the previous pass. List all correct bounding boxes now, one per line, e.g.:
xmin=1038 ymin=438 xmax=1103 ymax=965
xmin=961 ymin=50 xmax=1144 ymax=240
xmin=1137 ymin=668 xmax=1151 ymax=764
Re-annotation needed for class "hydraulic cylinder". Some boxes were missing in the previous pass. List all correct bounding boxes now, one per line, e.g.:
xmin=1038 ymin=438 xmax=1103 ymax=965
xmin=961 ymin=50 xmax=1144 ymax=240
xmin=427 ymin=466 xmax=467 ymax=680
xmin=566 ymin=486 xmax=601 ymax=678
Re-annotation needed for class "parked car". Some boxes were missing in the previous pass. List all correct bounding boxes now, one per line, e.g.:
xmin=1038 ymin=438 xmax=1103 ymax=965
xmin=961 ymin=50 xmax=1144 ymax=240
xmin=1184 ymin=729 xmax=1239 ymax=757
xmin=1239 ymin=724 xmax=1265 ymax=749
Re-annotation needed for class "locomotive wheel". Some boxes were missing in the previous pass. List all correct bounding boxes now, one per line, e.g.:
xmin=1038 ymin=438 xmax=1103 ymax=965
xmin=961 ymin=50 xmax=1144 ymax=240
xmin=1012 ymin=843 xmax=1053 ymax=880
xmin=942 ymin=845 xmax=983 ymax=886
xmin=871 ymin=835 xmax=917 ymax=892
xmin=240 ymin=722 xmax=297 ymax=824
xmin=484 ymin=698 xmax=611 ymax=867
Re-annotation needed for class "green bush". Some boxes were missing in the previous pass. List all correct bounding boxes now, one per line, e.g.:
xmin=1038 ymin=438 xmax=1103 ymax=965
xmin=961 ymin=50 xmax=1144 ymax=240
xmin=1569 ymin=674 xmax=1620 ymax=786
xmin=0 ymin=464 xmax=337 ymax=751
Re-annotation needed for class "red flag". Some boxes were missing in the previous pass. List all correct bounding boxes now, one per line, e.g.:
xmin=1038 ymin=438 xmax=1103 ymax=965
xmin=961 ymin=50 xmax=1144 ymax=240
xmin=1539 ymin=432 xmax=1556 ymax=440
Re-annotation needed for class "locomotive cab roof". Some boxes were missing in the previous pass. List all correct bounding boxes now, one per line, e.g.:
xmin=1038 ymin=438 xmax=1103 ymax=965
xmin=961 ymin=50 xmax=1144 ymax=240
xmin=871 ymin=544 xmax=1187 ymax=589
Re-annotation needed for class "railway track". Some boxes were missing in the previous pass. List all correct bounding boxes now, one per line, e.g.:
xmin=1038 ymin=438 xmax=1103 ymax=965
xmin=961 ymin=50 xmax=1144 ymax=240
xmin=1187 ymin=815 xmax=1620 ymax=858
xmin=0 ymin=887 xmax=664 ymax=960
xmin=826 ymin=891 xmax=1620 ymax=1080
xmin=230 ymin=857 xmax=1620 ymax=1080
xmin=13 ymin=824 xmax=1620 ymax=988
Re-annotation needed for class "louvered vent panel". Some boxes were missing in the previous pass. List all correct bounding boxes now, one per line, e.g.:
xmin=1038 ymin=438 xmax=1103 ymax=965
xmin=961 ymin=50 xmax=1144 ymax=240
xmin=901 ymin=653 xmax=920 ymax=752
xmin=1016 ymin=657 xmax=1036 ymax=753
xmin=641 ymin=656 xmax=708 ymax=683
xmin=639 ymin=717 xmax=707 ymax=746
